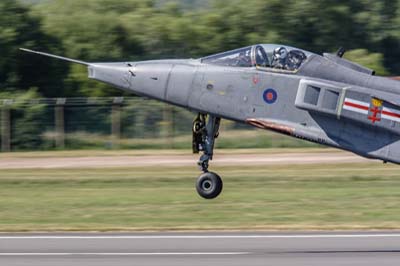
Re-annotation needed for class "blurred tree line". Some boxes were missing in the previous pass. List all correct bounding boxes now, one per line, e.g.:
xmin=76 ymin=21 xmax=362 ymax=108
xmin=1 ymin=0 xmax=399 ymax=98
xmin=1 ymin=0 xmax=399 ymax=151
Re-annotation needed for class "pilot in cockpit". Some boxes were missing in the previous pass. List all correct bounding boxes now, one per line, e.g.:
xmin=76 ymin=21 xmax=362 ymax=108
xmin=271 ymin=47 xmax=288 ymax=69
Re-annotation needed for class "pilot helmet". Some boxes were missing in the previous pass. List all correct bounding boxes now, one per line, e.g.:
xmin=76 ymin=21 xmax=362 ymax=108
xmin=274 ymin=47 xmax=288 ymax=59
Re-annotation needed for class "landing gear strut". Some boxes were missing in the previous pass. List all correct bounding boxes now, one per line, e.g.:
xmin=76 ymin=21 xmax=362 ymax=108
xmin=192 ymin=113 xmax=222 ymax=199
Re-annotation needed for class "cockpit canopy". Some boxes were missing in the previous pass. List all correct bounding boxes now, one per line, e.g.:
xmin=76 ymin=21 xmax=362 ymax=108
xmin=201 ymin=44 xmax=314 ymax=71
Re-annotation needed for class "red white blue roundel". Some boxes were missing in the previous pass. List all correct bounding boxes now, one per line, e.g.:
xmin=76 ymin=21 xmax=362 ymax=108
xmin=263 ymin=88 xmax=277 ymax=104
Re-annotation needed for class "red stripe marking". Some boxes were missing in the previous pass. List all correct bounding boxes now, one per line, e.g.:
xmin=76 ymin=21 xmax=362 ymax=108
xmin=382 ymin=110 xmax=400 ymax=118
xmin=344 ymin=101 xmax=369 ymax=111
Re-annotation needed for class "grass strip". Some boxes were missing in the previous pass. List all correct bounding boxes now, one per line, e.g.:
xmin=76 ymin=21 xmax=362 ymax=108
xmin=0 ymin=163 xmax=399 ymax=231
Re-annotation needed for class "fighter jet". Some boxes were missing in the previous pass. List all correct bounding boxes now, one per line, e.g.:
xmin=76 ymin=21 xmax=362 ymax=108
xmin=21 ymin=44 xmax=400 ymax=199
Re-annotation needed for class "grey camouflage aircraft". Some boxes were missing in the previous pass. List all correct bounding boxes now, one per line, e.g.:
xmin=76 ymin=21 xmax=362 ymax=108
xmin=21 ymin=44 xmax=400 ymax=199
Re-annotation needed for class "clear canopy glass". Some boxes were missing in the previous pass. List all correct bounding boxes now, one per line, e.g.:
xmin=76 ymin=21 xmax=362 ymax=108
xmin=201 ymin=44 xmax=314 ymax=71
xmin=201 ymin=46 xmax=253 ymax=67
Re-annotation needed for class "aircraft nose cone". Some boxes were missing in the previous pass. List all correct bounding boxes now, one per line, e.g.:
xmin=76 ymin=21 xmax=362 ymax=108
xmin=88 ymin=63 xmax=133 ymax=92
xmin=128 ymin=62 xmax=172 ymax=101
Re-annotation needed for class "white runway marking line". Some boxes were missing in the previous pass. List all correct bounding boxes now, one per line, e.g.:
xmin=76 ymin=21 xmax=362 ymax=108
xmin=0 ymin=252 xmax=249 ymax=256
xmin=1 ymin=234 xmax=400 ymax=239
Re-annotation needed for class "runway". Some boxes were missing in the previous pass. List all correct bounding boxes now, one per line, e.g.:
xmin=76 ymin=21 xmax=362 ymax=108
xmin=1 ymin=232 xmax=400 ymax=266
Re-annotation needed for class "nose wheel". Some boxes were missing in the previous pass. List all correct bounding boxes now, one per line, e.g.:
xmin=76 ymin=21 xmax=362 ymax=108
xmin=192 ymin=114 xmax=223 ymax=199
xmin=196 ymin=172 xmax=223 ymax=199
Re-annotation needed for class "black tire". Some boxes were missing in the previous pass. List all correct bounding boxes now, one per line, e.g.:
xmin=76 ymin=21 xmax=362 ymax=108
xmin=196 ymin=172 xmax=223 ymax=199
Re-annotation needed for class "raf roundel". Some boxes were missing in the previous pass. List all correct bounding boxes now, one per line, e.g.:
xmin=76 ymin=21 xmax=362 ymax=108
xmin=263 ymin=88 xmax=278 ymax=104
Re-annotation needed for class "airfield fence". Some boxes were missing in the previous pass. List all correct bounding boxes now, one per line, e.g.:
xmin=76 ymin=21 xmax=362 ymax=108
xmin=0 ymin=97 xmax=314 ymax=151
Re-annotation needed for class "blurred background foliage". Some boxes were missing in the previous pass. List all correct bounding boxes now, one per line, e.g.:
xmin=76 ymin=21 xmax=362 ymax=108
xmin=0 ymin=0 xmax=398 ymax=98
xmin=1 ymin=0 xmax=400 ymax=150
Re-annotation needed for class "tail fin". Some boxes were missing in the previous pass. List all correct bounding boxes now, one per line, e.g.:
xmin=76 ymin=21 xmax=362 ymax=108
xmin=20 ymin=48 xmax=90 ymax=66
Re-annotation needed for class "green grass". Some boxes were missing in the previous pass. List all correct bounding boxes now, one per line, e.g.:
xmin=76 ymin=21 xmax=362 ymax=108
xmin=0 ymin=162 xmax=399 ymax=231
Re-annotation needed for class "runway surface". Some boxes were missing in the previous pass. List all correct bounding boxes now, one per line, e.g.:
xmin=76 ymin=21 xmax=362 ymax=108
xmin=0 ymin=150 xmax=372 ymax=169
xmin=1 ymin=232 xmax=400 ymax=266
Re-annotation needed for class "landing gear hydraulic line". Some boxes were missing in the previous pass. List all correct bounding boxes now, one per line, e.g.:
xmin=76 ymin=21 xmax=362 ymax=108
xmin=192 ymin=113 xmax=223 ymax=199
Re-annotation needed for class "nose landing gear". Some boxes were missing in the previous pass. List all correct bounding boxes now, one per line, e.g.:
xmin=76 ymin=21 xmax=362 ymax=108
xmin=192 ymin=113 xmax=222 ymax=199
xmin=196 ymin=172 xmax=223 ymax=199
